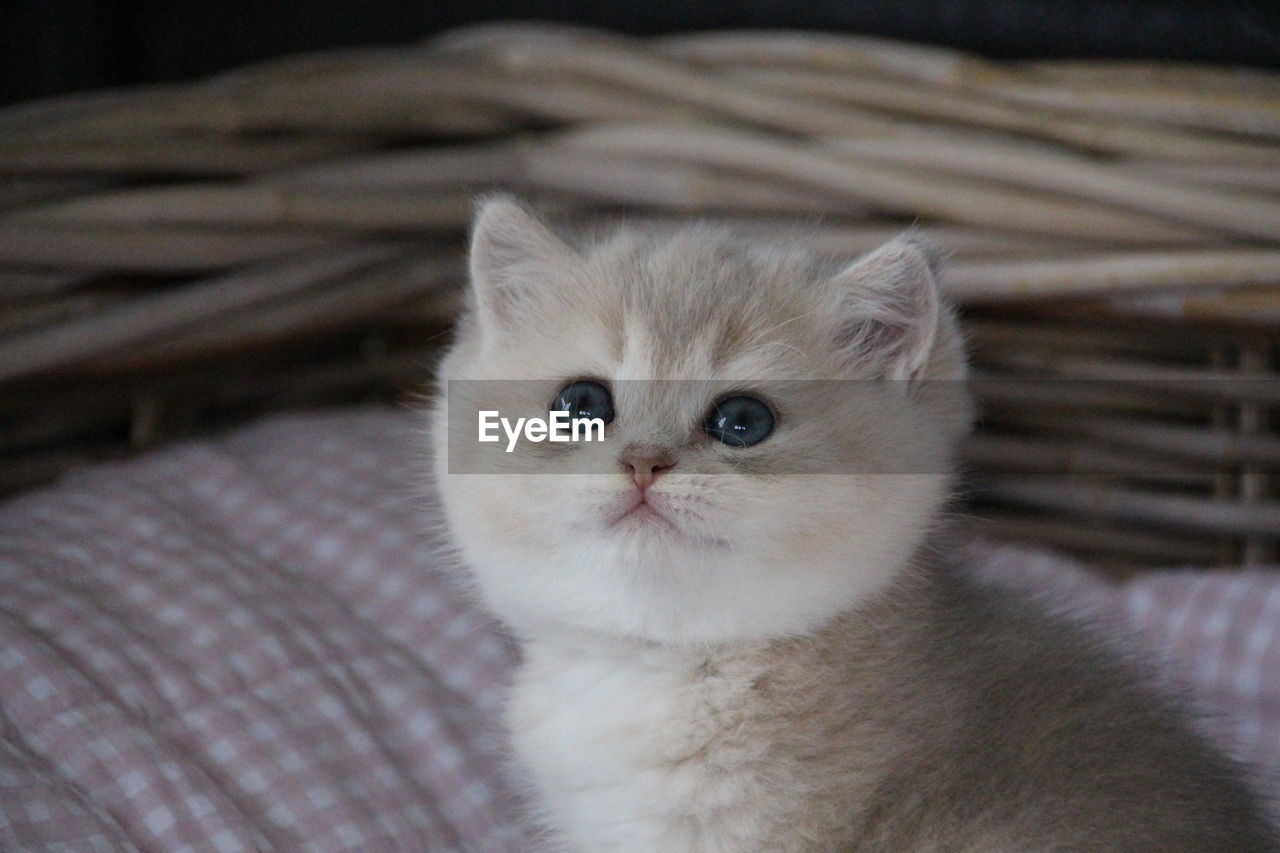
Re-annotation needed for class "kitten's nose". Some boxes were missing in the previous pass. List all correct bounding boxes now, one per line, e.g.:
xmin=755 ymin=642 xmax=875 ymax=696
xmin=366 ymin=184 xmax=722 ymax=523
xmin=623 ymin=453 xmax=676 ymax=491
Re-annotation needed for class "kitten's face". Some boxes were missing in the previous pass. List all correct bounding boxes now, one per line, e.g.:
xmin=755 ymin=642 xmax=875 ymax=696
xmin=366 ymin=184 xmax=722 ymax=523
xmin=432 ymin=200 xmax=971 ymax=644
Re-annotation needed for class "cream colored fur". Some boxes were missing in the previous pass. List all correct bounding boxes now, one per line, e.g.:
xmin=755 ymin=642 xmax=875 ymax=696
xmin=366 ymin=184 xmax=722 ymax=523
xmin=429 ymin=199 xmax=1276 ymax=852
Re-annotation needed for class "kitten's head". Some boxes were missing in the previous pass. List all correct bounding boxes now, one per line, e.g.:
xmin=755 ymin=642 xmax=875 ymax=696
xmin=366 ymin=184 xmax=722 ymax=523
xmin=431 ymin=198 xmax=972 ymax=644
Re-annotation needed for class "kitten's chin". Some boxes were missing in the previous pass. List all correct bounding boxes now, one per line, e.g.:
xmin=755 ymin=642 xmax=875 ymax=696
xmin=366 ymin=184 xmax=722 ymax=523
xmin=596 ymin=490 xmax=730 ymax=548
xmin=604 ymin=506 xmax=731 ymax=549
xmin=462 ymin=530 xmax=915 ymax=647
xmin=605 ymin=494 xmax=672 ymax=529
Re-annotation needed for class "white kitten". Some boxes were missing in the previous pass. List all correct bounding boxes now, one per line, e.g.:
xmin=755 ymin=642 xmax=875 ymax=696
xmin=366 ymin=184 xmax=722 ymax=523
xmin=430 ymin=198 xmax=1276 ymax=852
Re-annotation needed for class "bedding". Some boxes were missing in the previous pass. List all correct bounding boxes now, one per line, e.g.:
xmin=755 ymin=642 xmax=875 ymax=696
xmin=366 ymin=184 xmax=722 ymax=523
xmin=0 ymin=407 xmax=1276 ymax=851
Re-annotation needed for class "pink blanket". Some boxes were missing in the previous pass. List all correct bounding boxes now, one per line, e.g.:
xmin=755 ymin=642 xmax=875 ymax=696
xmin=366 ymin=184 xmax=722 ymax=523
xmin=1 ymin=408 xmax=1276 ymax=850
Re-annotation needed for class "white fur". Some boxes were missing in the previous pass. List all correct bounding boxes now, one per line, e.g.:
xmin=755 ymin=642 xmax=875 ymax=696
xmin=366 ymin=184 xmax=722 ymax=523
xmin=508 ymin=635 xmax=800 ymax=853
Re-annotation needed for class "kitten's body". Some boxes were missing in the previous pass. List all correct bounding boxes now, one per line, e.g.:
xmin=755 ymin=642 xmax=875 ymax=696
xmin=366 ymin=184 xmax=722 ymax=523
xmin=432 ymin=199 xmax=1277 ymax=851
xmin=511 ymin=554 xmax=1272 ymax=851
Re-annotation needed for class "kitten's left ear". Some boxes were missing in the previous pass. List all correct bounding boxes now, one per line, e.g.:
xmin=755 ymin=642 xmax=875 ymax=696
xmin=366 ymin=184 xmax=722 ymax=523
xmin=469 ymin=195 xmax=578 ymax=330
xmin=828 ymin=236 xmax=942 ymax=381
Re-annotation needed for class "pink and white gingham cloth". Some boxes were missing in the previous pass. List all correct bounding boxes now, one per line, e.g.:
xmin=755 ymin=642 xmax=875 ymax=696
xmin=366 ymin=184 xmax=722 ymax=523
xmin=0 ymin=410 xmax=529 ymax=852
xmin=0 ymin=407 xmax=1277 ymax=851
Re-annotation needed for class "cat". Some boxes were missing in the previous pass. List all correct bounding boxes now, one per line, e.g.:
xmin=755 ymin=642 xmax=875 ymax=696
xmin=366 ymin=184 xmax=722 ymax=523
xmin=429 ymin=197 xmax=1278 ymax=851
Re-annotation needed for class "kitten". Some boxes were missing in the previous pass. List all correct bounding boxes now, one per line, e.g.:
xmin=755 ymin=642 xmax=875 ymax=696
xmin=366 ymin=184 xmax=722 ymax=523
xmin=430 ymin=197 xmax=1277 ymax=851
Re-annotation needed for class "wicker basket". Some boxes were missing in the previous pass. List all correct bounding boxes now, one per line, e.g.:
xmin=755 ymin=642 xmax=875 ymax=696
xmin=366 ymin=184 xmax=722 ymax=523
xmin=2 ymin=23 xmax=1278 ymax=571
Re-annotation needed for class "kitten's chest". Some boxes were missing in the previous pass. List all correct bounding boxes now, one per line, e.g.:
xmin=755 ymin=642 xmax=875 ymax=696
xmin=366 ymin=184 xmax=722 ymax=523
xmin=508 ymin=641 xmax=796 ymax=852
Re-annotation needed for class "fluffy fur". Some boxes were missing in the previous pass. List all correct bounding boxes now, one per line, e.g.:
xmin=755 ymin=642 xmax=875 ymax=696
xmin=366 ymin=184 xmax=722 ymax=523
xmin=430 ymin=198 xmax=1277 ymax=851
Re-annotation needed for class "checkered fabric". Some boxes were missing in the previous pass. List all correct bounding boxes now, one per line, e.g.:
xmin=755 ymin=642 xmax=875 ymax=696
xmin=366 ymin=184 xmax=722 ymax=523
xmin=0 ymin=410 xmax=529 ymax=852
xmin=0 ymin=407 xmax=1276 ymax=850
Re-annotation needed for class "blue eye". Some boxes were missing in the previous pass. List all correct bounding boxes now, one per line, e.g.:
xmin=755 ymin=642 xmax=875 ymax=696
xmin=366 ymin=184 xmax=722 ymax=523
xmin=552 ymin=380 xmax=615 ymax=424
xmin=704 ymin=396 xmax=774 ymax=448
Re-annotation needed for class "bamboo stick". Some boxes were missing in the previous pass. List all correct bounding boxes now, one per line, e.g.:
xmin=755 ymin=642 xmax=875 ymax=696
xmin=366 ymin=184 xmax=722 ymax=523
xmin=0 ymin=223 xmax=334 ymax=270
xmin=981 ymin=411 xmax=1280 ymax=469
xmin=535 ymin=43 xmax=1279 ymax=164
xmin=0 ymin=346 xmax=439 ymax=491
xmin=970 ymin=297 xmax=1280 ymax=333
xmin=426 ymin=19 xmax=636 ymax=53
xmin=0 ymin=85 xmax=159 ymax=138
xmin=672 ymin=219 xmax=1124 ymax=258
xmin=947 ymin=250 xmax=1280 ymax=301
xmin=0 ymin=243 xmax=408 ymax=382
xmin=0 ymin=293 xmax=122 ymax=336
xmin=976 ymin=79 xmax=1280 ymax=139
xmin=970 ymin=375 xmax=1207 ymax=419
xmin=31 ymin=64 xmax=689 ymax=139
xmin=5 ymin=314 xmax=443 ymax=401
xmin=1238 ymin=345 xmax=1272 ymax=564
xmin=661 ymin=29 xmax=1280 ymax=103
xmin=283 ymin=142 xmax=875 ymax=216
xmin=968 ymin=510 xmax=1221 ymax=565
xmin=191 ymin=347 xmax=436 ymax=410
xmin=0 ymin=177 xmax=114 ymax=210
xmin=0 ymin=269 xmax=99 ymax=300
xmin=962 ymin=433 xmax=1217 ymax=481
xmin=11 ymin=67 xmax=516 ymax=138
xmin=559 ymin=124 xmax=1209 ymax=243
xmin=656 ymin=30 xmax=970 ymax=86
xmin=488 ymin=39 xmax=907 ymax=137
xmin=210 ymin=43 xmax=445 ymax=82
xmin=1102 ymin=289 xmax=1280 ymax=327
xmin=521 ymin=147 xmax=871 ymax=215
xmin=966 ymin=317 xmax=1206 ymax=358
xmin=0 ymin=135 xmax=372 ymax=175
xmin=821 ymin=135 xmax=1280 ymax=242
xmin=1017 ymin=59 xmax=1280 ymax=97
xmin=275 ymin=143 xmax=523 ymax=187
xmin=973 ymin=476 xmax=1280 ymax=538
xmin=1128 ymin=161 xmax=1280 ymax=194
xmin=979 ymin=350 xmax=1280 ymax=406
xmin=969 ymin=301 xmax=1280 ymax=340
xmin=739 ymin=66 xmax=1280 ymax=163
xmin=10 ymin=184 xmax=479 ymax=230
xmin=109 ymin=256 xmax=461 ymax=367
xmin=660 ymin=32 xmax=1280 ymax=159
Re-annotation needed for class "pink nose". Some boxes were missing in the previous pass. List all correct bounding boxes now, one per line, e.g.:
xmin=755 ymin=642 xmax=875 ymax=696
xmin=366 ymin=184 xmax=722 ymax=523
xmin=623 ymin=454 xmax=676 ymax=490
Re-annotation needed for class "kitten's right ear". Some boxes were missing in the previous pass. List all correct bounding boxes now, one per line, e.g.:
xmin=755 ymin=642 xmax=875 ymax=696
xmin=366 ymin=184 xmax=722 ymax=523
xmin=469 ymin=196 xmax=577 ymax=330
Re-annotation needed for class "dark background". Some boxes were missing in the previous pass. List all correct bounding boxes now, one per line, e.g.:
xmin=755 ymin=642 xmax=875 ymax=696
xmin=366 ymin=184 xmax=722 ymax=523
xmin=3 ymin=1 xmax=1280 ymax=107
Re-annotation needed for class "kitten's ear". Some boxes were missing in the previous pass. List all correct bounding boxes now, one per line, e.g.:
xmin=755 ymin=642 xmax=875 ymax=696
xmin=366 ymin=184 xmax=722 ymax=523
xmin=828 ymin=236 xmax=942 ymax=381
xmin=469 ymin=196 xmax=576 ymax=328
